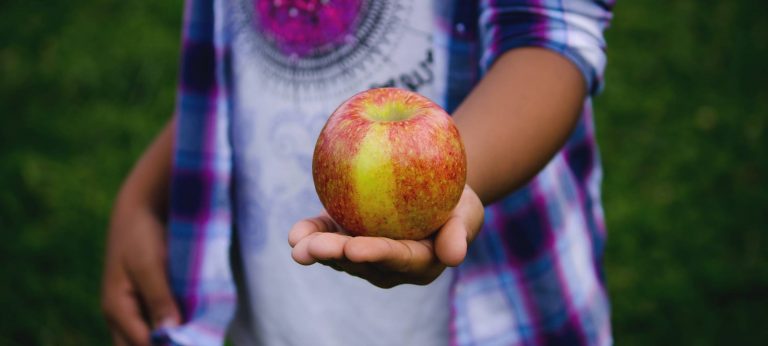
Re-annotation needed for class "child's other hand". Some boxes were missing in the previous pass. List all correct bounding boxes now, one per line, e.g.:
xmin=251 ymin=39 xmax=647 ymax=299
xmin=101 ymin=207 xmax=180 ymax=346
xmin=288 ymin=185 xmax=484 ymax=288
xmin=100 ymin=120 xmax=177 ymax=345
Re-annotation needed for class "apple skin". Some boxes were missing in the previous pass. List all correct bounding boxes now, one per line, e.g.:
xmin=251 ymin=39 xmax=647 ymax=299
xmin=312 ymin=88 xmax=467 ymax=240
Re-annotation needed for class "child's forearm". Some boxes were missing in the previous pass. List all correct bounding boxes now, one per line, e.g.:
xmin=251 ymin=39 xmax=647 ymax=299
xmin=453 ymin=47 xmax=587 ymax=205
xmin=113 ymin=118 xmax=175 ymax=219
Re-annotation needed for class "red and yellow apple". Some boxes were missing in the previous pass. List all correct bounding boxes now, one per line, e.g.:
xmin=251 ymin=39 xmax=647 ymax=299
xmin=312 ymin=88 xmax=467 ymax=240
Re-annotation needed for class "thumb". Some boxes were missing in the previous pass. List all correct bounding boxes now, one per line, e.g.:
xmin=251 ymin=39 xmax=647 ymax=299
xmin=130 ymin=262 xmax=181 ymax=329
xmin=434 ymin=216 xmax=468 ymax=267
xmin=435 ymin=185 xmax=485 ymax=267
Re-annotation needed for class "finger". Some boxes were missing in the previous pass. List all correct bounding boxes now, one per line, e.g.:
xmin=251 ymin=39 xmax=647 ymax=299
xmin=333 ymin=260 xmax=439 ymax=288
xmin=344 ymin=237 xmax=435 ymax=273
xmin=307 ymin=232 xmax=351 ymax=261
xmin=103 ymin=290 xmax=151 ymax=346
xmin=331 ymin=260 xmax=371 ymax=276
xmin=434 ymin=216 xmax=468 ymax=267
xmin=333 ymin=261 xmax=399 ymax=288
xmin=456 ymin=185 xmax=485 ymax=241
xmin=288 ymin=214 xmax=339 ymax=247
xmin=103 ymin=259 xmax=152 ymax=346
xmin=436 ymin=185 xmax=485 ymax=266
xmin=128 ymin=260 xmax=181 ymax=329
xmin=291 ymin=232 xmax=321 ymax=265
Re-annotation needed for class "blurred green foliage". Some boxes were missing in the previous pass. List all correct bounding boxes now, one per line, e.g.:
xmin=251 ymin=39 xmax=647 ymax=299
xmin=1 ymin=1 xmax=183 ymax=344
xmin=598 ymin=1 xmax=768 ymax=345
xmin=0 ymin=0 xmax=766 ymax=345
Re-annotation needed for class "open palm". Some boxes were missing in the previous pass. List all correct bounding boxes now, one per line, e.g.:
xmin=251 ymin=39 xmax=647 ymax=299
xmin=288 ymin=185 xmax=484 ymax=288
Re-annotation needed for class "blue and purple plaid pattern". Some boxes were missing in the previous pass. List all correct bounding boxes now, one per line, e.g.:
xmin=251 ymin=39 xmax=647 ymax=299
xmin=152 ymin=0 xmax=236 ymax=344
xmin=155 ymin=0 xmax=614 ymax=345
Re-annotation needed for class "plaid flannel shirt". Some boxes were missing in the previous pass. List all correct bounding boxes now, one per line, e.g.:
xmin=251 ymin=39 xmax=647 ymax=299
xmin=153 ymin=0 xmax=614 ymax=345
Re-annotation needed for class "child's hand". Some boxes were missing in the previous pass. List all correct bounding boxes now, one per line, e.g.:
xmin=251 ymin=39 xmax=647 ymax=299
xmin=100 ymin=119 xmax=178 ymax=346
xmin=101 ymin=207 xmax=180 ymax=346
xmin=288 ymin=185 xmax=484 ymax=288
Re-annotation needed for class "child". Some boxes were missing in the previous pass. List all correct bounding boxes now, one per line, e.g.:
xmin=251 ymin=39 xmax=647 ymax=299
xmin=101 ymin=0 xmax=614 ymax=345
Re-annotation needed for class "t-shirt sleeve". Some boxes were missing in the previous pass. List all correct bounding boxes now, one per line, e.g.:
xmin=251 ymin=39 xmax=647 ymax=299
xmin=478 ymin=0 xmax=615 ymax=95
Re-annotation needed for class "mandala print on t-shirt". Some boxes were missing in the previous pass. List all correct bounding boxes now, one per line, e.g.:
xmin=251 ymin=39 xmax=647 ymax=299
xmin=232 ymin=0 xmax=410 ymax=99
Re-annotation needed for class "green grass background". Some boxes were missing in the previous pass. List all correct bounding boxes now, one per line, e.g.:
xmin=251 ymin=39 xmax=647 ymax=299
xmin=1 ymin=1 xmax=766 ymax=344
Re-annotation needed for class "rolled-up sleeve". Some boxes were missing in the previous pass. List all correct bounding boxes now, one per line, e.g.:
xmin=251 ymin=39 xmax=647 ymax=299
xmin=479 ymin=0 xmax=615 ymax=94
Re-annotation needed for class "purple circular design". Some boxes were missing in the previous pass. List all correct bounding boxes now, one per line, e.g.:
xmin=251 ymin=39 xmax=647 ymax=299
xmin=254 ymin=0 xmax=363 ymax=58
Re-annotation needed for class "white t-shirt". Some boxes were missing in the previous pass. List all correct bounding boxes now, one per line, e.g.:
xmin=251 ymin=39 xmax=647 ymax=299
xmin=224 ymin=1 xmax=453 ymax=344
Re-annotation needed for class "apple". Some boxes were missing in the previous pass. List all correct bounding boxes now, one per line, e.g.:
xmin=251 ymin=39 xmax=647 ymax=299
xmin=312 ymin=88 xmax=467 ymax=240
